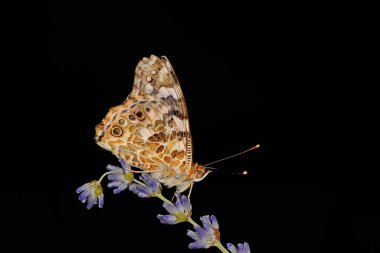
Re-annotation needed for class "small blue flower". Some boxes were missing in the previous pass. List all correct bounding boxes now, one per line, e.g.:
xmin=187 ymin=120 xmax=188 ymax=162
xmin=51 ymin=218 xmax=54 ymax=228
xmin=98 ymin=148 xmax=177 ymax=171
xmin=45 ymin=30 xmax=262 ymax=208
xmin=129 ymin=173 xmax=161 ymax=198
xmin=157 ymin=193 xmax=192 ymax=224
xmin=106 ymin=159 xmax=134 ymax=194
xmin=227 ymin=242 xmax=251 ymax=253
xmin=187 ymin=215 xmax=220 ymax=249
xmin=76 ymin=180 xmax=104 ymax=209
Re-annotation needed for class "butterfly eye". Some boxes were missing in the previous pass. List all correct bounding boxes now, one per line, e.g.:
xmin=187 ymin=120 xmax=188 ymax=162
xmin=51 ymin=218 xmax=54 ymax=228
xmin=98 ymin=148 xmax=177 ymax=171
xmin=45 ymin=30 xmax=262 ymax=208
xmin=111 ymin=126 xmax=123 ymax=137
xmin=196 ymin=170 xmax=203 ymax=178
xmin=118 ymin=119 xmax=125 ymax=125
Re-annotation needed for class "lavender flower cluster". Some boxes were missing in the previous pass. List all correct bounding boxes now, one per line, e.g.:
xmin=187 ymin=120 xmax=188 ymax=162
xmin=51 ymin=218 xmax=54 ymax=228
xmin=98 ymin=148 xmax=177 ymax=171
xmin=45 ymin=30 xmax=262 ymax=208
xmin=76 ymin=159 xmax=251 ymax=253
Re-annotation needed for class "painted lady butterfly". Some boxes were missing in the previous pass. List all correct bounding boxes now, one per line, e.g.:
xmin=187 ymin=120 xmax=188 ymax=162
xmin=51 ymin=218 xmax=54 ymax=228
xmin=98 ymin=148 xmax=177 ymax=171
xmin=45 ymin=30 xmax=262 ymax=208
xmin=95 ymin=55 xmax=210 ymax=195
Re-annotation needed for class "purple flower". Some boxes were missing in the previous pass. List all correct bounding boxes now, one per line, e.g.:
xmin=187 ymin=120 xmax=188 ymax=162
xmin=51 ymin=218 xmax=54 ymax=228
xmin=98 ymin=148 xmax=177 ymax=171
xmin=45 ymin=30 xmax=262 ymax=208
xmin=129 ymin=173 xmax=161 ymax=198
xmin=227 ymin=242 xmax=251 ymax=253
xmin=76 ymin=180 xmax=104 ymax=209
xmin=157 ymin=194 xmax=192 ymax=224
xmin=187 ymin=215 xmax=220 ymax=249
xmin=106 ymin=159 xmax=134 ymax=194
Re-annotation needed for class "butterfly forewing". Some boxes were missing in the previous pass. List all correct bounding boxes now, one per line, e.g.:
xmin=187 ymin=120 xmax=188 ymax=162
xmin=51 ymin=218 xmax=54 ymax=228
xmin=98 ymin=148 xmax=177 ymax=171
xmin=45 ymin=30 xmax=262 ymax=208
xmin=130 ymin=55 xmax=192 ymax=170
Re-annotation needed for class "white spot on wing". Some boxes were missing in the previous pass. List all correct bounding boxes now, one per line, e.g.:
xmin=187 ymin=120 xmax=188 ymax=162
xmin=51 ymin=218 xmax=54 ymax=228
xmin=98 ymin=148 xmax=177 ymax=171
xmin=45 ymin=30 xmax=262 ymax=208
xmin=139 ymin=128 xmax=151 ymax=141
xmin=159 ymin=87 xmax=171 ymax=98
xmin=177 ymin=141 xmax=185 ymax=150
xmin=168 ymin=87 xmax=180 ymax=99
xmin=145 ymin=84 xmax=153 ymax=94
xmin=173 ymin=116 xmax=185 ymax=131
xmin=159 ymin=87 xmax=180 ymax=99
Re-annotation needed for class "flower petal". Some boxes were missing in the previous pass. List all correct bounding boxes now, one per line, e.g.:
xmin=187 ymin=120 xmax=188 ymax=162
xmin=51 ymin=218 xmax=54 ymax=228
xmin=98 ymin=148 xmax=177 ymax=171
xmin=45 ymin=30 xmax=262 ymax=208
xmin=151 ymin=180 xmax=161 ymax=192
xmin=113 ymin=181 xmax=129 ymax=194
xmin=78 ymin=187 xmax=92 ymax=202
xmin=194 ymin=225 xmax=208 ymax=239
xmin=107 ymin=181 xmax=121 ymax=188
xmin=227 ymin=243 xmax=237 ymax=253
xmin=242 ymin=242 xmax=251 ymax=253
xmin=162 ymin=202 xmax=178 ymax=214
xmin=129 ymin=183 xmax=138 ymax=192
xmin=174 ymin=194 xmax=184 ymax=213
xmin=86 ymin=193 xmax=96 ymax=209
xmin=210 ymin=215 xmax=219 ymax=229
xmin=138 ymin=186 xmax=153 ymax=196
xmin=227 ymin=243 xmax=251 ymax=253
xmin=129 ymin=184 xmax=149 ymax=198
xmin=118 ymin=158 xmax=131 ymax=170
xmin=189 ymin=241 xmax=206 ymax=249
xmin=76 ymin=183 xmax=90 ymax=194
xmin=187 ymin=215 xmax=221 ymax=249
xmin=186 ymin=230 xmax=199 ymax=240
xmin=200 ymin=215 xmax=211 ymax=226
xmin=203 ymin=223 xmax=217 ymax=241
xmin=140 ymin=173 xmax=152 ymax=185
xmin=157 ymin=214 xmax=178 ymax=224
xmin=137 ymin=185 xmax=152 ymax=197
xmin=106 ymin=165 xmax=123 ymax=173
xmin=98 ymin=194 xmax=104 ymax=208
xmin=180 ymin=195 xmax=192 ymax=214
xmin=108 ymin=173 xmax=124 ymax=182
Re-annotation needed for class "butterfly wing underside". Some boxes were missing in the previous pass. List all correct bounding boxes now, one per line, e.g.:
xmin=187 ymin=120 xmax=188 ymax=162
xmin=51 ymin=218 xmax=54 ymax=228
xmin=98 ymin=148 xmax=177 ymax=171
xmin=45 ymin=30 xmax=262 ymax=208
xmin=95 ymin=55 xmax=200 ymax=191
xmin=127 ymin=55 xmax=193 ymax=171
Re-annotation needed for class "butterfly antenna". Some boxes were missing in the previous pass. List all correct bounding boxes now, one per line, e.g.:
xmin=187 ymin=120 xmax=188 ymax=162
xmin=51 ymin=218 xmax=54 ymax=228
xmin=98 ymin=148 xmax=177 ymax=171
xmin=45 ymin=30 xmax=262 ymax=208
xmin=204 ymin=144 xmax=260 ymax=167
xmin=205 ymin=166 xmax=248 ymax=175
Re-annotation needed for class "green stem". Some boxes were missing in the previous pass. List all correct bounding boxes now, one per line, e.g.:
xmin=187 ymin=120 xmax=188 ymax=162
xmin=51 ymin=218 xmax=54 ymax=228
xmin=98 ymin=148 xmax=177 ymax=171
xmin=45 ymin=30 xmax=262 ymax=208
xmin=215 ymin=242 xmax=230 ymax=253
xmin=98 ymin=171 xmax=115 ymax=184
xmin=155 ymin=193 xmax=172 ymax=205
xmin=132 ymin=178 xmax=146 ymax=186
xmin=187 ymin=217 xmax=199 ymax=227
xmin=131 ymin=178 xmax=229 ymax=253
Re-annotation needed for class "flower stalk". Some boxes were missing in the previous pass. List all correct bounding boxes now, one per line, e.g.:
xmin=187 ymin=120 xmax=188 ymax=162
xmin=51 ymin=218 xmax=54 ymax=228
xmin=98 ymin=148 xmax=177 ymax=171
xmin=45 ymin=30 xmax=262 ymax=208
xmin=76 ymin=160 xmax=250 ymax=253
xmin=215 ymin=242 xmax=230 ymax=253
xmin=131 ymin=176 xmax=230 ymax=252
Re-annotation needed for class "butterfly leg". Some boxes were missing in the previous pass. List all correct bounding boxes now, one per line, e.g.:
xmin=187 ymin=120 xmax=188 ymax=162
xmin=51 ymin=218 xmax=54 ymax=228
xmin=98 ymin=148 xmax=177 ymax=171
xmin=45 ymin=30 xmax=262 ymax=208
xmin=187 ymin=174 xmax=197 ymax=200
xmin=171 ymin=191 xmax=179 ymax=201
xmin=187 ymin=182 xmax=194 ymax=200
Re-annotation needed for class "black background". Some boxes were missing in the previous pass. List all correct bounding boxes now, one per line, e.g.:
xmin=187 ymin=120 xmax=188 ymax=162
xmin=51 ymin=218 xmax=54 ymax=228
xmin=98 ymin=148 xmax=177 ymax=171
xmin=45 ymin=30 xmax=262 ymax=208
xmin=9 ymin=1 xmax=379 ymax=253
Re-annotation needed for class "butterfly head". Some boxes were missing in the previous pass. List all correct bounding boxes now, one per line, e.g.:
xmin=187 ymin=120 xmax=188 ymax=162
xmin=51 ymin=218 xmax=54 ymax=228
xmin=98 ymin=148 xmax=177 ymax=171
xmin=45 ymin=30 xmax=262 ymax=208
xmin=192 ymin=163 xmax=212 ymax=182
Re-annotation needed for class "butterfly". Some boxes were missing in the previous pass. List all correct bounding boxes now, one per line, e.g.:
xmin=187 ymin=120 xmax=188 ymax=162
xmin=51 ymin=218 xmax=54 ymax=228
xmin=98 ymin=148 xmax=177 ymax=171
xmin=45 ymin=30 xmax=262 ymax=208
xmin=95 ymin=55 xmax=211 ymax=195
